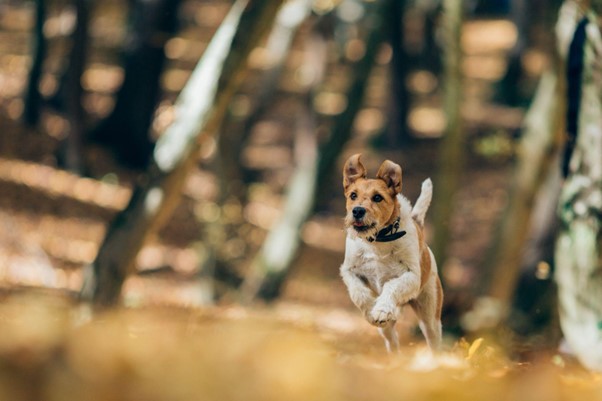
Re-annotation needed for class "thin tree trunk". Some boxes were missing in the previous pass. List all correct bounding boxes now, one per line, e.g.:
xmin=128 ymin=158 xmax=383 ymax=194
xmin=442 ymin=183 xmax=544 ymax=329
xmin=80 ymin=0 xmax=285 ymax=307
xmin=90 ymin=0 xmax=181 ymax=169
xmin=508 ymin=161 xmax=561 ymax=335
xmin=240 ymin=109 xmax=319 ymax=301
xmin=241 ymin=0 xmax=391 ymax=301
xmin=494 ymin=0 xmax=528 ymax=106
xmin=383 ymin=0 xmax=411 ymax=148
xmin=23 ymin=0 xmax=46 ymax=126
xmin=57 ymin=0 xmax=90 ymax=173
xmin=483 ymin=69 xmax=564 ymax=305
xmin=431 ymin=0 xmax=464 ymax=268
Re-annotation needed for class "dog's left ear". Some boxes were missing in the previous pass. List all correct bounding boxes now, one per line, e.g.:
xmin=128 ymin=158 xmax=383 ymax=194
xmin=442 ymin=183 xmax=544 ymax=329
xmin=376 ymin=160 xmax=402 ymax=195
xmin=343 ymin=153 xmax=367 ymax=190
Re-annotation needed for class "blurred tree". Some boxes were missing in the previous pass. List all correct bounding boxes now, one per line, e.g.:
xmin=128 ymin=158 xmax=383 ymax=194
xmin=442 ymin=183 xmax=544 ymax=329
xmin=376 ymin=0 xmax=441 ymax=148
xmin=480 ymin=69 xmax=564 ymax=325
xmin=22 ymin=0 xmax=91 ymax=173
xmin=431 ymin=0 xmax=464 ymax=268
xmin=489 ymin=1 xmax=563 ymax=338
xmin=79 ymin=0 xmax=285 ymax=307
xmin=382 ymin=0 xmax=411 ymax=148
xmin=202 ymin=0 xmax=312 ymax=294
xmin=422 ymin=2 xmax=442 ymax=76
xmin=217 ymin=0 xmax=311 ymax=200
xmin=23 ymin=0 xmax=46 ymax=126
xmin=494 ymin=0 xmax=530 ymax=106
xmin=90 ymin=0 xmax=181 ymax=169
xmin=508 ymin=163 xmax=561 ymax=337
xmin=241 ymin=0 xmax=392 ymax=301
xmin=554 ymin=0 xmax=602 ymax=371
xmin=494 ymin=0 xmax=562 ymax=106
xmin=240 ymin=13 xmax=330 ymax=301
xmin=58 ymin=0 xmax=91 ymax=173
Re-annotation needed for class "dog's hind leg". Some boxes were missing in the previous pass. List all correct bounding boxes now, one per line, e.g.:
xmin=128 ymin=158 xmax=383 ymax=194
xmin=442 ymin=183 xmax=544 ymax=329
xmin=409 ymin=274 xmax=443 ymax=351
xmin=417 ymin=318 xmax=442 ymax=351
xmin=378 ymin=322 xmax=399 ymax=353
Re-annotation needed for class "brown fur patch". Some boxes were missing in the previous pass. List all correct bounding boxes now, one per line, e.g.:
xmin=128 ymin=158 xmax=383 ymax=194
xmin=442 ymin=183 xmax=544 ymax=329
xmin=435 ymin=275 xmax=443 ymax=320
xmin=413 ymin=220 xmax=431 ymax=290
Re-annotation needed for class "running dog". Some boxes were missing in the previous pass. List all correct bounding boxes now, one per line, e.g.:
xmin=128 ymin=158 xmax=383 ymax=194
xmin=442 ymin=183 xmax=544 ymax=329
xmin=340 ymin=154 xmax=443 ymax=352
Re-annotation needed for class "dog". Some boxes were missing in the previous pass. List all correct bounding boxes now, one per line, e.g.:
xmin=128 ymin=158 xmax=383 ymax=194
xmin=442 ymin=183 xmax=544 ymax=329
xmin=339 ymin=154 xmax=443 ymax=352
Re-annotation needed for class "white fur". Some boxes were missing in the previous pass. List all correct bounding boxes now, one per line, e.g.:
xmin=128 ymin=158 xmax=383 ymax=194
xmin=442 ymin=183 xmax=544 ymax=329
xmin=412 ymin=178 xmax=432 ymax=226
xmin=340 ymin=180 xmax=441 ymax=352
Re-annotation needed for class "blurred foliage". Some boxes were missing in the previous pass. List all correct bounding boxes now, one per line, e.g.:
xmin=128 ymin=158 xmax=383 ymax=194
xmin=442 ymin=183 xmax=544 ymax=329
xmin=0 ymin=293 xmax=600 ymax=401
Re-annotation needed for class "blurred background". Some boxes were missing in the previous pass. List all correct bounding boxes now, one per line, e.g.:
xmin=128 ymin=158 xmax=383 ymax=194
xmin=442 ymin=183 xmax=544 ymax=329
xmin=0 ymin=0 xmax=582 ymax=363
xmin=0 ymin=0 xmax=565 ymax=333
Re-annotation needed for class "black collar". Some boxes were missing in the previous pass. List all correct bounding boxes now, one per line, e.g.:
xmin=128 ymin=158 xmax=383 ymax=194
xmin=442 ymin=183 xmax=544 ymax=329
xmin=368 ymin=218 xmax=406 ymax=243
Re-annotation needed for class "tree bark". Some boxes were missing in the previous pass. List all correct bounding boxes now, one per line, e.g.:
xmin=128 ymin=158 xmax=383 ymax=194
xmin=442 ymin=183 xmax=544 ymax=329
xmin=80 ymin=0 xmax=285 ymax=307
xmin=484 ymin=69 xmax=564 ymax=304
xmin=555 ymin=0 xmax=602 ymax=371
xmin=57 ymin=0 xmax=91 ymax=173
xmin=383 ymin=0 xmax=411 ymax=148
xmin=23 ymin=0 xmax=46 ymax=126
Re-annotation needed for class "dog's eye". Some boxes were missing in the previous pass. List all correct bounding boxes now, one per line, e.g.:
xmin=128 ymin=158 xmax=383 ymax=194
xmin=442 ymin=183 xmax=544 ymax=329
xmin=372 ymin=194 xmax=383 ymax=203
xmin=349 ymin=192 xmax=357 ymax=200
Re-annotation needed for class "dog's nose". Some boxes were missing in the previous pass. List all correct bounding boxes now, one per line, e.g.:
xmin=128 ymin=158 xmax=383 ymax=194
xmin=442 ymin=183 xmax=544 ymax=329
xmin=352 ymin=206 xmax=366 ymax=219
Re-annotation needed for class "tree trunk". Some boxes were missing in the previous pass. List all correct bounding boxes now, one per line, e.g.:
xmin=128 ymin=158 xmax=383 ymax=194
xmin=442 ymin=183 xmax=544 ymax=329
xmin=382 ymin=0 xmax=411 ymax=148
xmin=80 ymin=0 xmax=285 ymax=307
xmin=431 ymin=0 xmax=464 ymax=268
xmin=57 ymin=0 xmax=91 ymax=174
xmin=90 ymin=0 xmax=181 ymax=169
xmin=494 ymin=0 xmax=528 ymax=106
xmin=241 ymin=0 xmax=391 ymax=301
xmin=483 ymin=69 xmax=564 ymax=305
xmin=508 ymin=162 xmax=561 ymax=336
xmin=555 ymin=0 xmax=602 ymax=371
xmin=23 ymin=0 xmax=46 ymax=126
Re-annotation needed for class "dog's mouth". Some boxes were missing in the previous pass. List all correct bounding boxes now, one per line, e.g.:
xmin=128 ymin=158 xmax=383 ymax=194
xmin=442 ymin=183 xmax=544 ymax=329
xmin=352 ymin=220 xmax=374 ymax=232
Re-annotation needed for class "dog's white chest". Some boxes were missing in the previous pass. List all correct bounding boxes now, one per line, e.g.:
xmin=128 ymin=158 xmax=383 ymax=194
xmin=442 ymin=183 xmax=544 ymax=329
xmin=343 ymin=237 xmax=411 ymax=294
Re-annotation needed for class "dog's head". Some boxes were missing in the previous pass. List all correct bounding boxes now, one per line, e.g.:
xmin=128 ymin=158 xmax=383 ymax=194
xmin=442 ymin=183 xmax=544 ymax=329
xmin=342 ymin=154 xmax=402 ymax=241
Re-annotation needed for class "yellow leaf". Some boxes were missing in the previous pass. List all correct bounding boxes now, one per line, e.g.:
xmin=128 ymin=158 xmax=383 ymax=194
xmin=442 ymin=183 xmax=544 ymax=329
xmin=466 ymin=337 xmax=484 ymax=360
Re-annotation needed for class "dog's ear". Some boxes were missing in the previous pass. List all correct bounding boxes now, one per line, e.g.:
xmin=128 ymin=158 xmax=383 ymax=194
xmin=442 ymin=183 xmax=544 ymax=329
xmin=376 ymin=160 xmax=402 ymax=195
xmin=343 ymin=154 xmax=367 ymax=190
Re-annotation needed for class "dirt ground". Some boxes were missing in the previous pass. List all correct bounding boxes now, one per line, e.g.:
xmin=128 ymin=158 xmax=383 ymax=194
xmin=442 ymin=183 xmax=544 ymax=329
xmin=0 ymin=290 xmax=600 ymax=401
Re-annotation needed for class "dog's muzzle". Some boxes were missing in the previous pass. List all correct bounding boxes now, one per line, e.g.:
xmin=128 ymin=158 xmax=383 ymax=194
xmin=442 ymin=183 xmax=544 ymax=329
xmin=352 ymin=206 xmax=366 ymax=219
xmin=351 ymin=206 xmax=371 ymax=232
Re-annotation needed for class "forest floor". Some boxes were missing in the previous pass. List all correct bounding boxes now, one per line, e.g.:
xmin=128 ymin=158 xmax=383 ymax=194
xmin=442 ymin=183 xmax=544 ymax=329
xmin=0 ymin=1 xmax=600 ymax=399
xmin=0 ymin=290 xmax=600 ymax=401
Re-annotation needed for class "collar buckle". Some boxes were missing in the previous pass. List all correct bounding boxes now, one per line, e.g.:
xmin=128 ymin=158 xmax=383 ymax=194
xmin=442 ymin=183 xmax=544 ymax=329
xmin=373 ymin=218 xmax=406 ymax=243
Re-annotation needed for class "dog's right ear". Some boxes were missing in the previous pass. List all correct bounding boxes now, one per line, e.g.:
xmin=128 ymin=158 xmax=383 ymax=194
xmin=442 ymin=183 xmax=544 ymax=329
xmin=343 ymin=153 xmax=367 ymax=190
xmin=376 ymin=159 xmax=402 ymax=195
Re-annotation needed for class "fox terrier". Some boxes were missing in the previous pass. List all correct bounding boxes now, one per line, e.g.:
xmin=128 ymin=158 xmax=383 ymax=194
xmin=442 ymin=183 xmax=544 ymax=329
xmin=340 ymin=154 xmax=443 ymax=352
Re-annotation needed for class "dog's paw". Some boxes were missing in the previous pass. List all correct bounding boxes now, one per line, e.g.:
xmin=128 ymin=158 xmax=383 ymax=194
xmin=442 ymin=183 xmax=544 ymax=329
xmin=368 ymin=305 xmax=396 ymax=327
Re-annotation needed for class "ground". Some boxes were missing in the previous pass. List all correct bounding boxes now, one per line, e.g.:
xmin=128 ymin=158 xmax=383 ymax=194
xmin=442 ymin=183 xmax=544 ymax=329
xmin=0 ymin=290 xmax=600 ymax=401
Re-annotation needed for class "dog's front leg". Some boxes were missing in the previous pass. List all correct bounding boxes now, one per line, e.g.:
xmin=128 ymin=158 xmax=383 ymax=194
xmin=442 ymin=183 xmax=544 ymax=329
xmin=369 ymin=271 xmax=420 ymax=326
xmin=340 ymin=267 xmax=376 ymax=319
